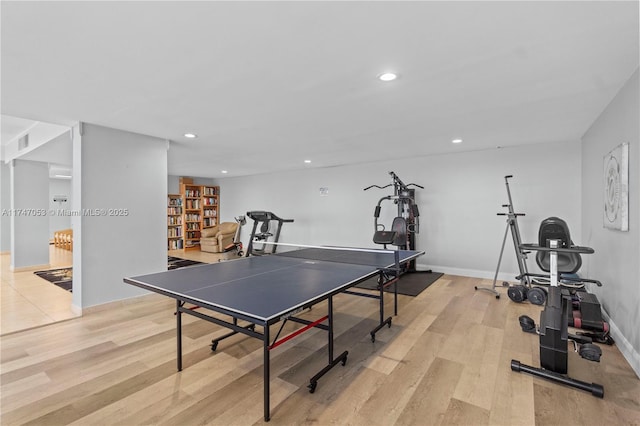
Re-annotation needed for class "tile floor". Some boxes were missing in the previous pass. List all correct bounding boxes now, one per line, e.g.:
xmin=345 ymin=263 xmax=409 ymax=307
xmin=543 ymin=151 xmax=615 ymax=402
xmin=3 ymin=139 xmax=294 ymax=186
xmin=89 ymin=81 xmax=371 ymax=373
xmin=1 ymin=247 xmax=225 ymax=335
xmin=1 ymin=246 xmax=77 ymax=335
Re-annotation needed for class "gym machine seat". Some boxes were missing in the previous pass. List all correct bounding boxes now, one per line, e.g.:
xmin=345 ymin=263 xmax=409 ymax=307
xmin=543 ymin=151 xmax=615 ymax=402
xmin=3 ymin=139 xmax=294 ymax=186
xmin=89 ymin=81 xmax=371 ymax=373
xmin=373 ymin=217 xmax=407 ymax=248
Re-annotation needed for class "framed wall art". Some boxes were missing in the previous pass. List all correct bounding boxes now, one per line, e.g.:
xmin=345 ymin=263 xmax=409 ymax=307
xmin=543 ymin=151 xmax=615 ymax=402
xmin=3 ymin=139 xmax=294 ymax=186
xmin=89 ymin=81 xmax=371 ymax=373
xmin=603 ymin=142 xmax=629 ymax=231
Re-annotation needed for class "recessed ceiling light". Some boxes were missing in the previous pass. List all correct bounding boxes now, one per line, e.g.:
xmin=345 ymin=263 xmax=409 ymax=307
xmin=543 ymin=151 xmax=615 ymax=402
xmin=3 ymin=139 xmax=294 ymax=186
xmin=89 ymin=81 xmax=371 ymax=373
xmin=184 ymin=133 xmax=197 ymax=139
xmin=452 ymin=138 xmax=463 ymax=144
xmin=304 ymin=160 xmax=311 ymax=164
xmin=221 ymin=170 xmax=228 ymax=174
xmin=54 ymin=174 xmax=72 ymax=179
xmin=378 ymin=72 xmax=398 ymax=82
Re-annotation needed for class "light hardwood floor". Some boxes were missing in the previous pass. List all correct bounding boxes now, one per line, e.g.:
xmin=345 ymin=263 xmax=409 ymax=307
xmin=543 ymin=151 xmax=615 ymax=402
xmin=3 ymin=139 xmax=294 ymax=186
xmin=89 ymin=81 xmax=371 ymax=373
xmin=1 ymin=269 xmax=639 ymax=425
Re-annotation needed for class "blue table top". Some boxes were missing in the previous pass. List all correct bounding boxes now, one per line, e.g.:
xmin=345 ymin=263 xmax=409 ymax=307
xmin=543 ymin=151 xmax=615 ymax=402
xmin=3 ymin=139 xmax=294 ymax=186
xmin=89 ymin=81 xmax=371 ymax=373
xmin=124 ymin=248 xmax=423 ymax=323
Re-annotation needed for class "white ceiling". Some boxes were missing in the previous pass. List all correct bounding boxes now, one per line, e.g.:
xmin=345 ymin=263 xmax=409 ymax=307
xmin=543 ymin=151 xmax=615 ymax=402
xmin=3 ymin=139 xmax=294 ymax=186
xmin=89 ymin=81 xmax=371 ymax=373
xmin=1 ymin=1 xmax=638 ymax=178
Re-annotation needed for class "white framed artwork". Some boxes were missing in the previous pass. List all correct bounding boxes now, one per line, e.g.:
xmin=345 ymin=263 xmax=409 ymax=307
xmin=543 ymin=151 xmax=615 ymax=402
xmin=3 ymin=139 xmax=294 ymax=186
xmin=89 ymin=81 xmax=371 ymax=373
xmin=603 ymin=142 xmax=629 ymax=231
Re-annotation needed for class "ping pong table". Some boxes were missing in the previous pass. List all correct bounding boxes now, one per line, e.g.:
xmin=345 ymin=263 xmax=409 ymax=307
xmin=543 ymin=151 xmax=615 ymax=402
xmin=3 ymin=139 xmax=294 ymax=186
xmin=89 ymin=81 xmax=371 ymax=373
xmin=124 ymin=246 xmax=424 ymax=421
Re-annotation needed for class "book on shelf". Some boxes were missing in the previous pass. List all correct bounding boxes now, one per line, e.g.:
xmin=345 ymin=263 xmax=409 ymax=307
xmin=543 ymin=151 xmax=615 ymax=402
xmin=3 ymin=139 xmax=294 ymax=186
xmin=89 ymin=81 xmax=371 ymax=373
xmin=203 ymin=197 xmax=217 ymax=206
xmin=168 ymin=216 xmax=182 ymax=225
xmin=184 ymin=188 xmax=201 ymax=198
xmin=168 ymin=196 xmax=183 ymax=206
xmin=168 ymin=227 xmax=182 ymax=237
xmin=203 ymin=217 xmax=217 ymax=227
xmin=185 ymin=199 xmax=201 ymax=209
xmin=168 ymin=239 xmax=184 ymax=250
xmin=203 ymin=187 xmax=218 ymax=196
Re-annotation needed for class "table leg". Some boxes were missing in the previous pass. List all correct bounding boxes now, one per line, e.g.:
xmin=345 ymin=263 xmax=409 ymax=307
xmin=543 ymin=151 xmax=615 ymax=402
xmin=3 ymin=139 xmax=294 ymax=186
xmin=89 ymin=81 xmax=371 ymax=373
xmin=264 ymin=324 xmax=271 ymax=421
xmin=308 ymin=295 xmax=348 ymax=393
xmin=177 ymin=300 xmax=183 ymax=371
xmin=369 ymin=275 xmax=392 ymax=342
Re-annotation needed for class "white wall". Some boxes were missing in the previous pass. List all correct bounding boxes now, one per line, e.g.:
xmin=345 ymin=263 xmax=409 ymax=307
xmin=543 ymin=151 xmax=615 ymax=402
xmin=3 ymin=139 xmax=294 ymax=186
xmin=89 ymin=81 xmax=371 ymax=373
xmin=10 ymin=159 xmax=49 ymax=269
xmin=581 ymin=69 xmax=639 ymax=375
xmin=48 ymin=178 xmax=72 ymax=239
xmin=0 ymin=161 xmax=10 ymax=252
xmin=215 ymin=140 xmax=581 ymax=281
xmin=79 ymin=124 xmax=167 ymax=308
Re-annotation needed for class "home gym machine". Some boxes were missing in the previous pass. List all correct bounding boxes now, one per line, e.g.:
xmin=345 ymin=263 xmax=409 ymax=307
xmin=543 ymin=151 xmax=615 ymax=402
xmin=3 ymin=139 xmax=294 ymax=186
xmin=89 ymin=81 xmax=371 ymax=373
xmin=511 ymin=236 xmax=605 ymax=398
xmin=244 ymin=211 xmax=294 ymax=256
xmin=475 ymin=175 xmax=532 ymax=298
xmin=364 ymin=171 xmax=426 ymax=273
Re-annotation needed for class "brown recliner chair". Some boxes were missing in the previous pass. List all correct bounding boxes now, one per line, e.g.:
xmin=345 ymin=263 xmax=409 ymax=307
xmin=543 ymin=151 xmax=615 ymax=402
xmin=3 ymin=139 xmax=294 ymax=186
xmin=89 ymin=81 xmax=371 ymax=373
xmin=200 ymin=222 xmax=238 ymax=253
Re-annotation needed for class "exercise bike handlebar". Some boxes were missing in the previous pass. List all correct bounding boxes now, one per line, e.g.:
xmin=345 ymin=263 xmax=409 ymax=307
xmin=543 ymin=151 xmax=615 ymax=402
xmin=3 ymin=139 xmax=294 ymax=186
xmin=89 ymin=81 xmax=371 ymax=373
xmin=517 ymin=272 xmax=603 ymax=287
xmin=520 ymin=243 xmax=595 ymax=255
xmin=497 ymin=212 xmax=525 ymax=216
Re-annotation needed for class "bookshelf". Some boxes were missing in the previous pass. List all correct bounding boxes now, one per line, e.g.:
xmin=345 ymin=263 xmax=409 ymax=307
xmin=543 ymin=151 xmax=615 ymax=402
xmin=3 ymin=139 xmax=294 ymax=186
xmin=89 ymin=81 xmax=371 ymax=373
xmin=172 ymin=181 xmax=221 ymax=251
xmin=182 ymin=183 xmax=202 ymax=251
xmin=202 ymin=186 xmax=219 ymax=229
xmin=167 ymin=194 xmax=183 ymax=250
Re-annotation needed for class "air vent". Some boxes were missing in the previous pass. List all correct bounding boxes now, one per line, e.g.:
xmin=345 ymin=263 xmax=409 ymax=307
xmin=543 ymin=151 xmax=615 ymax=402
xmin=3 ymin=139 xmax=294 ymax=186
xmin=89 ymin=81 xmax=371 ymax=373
xmin=18 ymin=134 xmax=29 ymax=150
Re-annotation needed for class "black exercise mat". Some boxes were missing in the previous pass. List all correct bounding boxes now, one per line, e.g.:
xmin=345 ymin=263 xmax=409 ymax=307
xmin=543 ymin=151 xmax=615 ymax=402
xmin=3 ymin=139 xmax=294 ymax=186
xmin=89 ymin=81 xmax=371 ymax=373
xmin=355 ymin=271 xmax=444 ymax=297
xmin=34 ymin=268 xmax=73 ymax=292
xmin=168 ymin=256 xmax=205 ymax=270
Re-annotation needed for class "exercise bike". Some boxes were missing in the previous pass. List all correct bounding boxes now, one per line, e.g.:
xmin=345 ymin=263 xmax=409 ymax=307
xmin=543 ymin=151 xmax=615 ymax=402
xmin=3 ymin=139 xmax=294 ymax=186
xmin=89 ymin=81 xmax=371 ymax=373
xmin=514 ymin=217 xmax=611 ymax=345
xmin=511 ymin=237 xmax=605 ymax=398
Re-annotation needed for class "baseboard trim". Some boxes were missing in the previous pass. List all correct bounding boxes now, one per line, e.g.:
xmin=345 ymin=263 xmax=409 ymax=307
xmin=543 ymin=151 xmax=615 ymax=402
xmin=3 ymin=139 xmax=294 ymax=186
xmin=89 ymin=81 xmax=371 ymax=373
xmin=81 ymin=292 xmax=162 ymax=315
xmin=601 ymin=308 xmax=640 ymax=379
xmin=10 ymin=263 xmax=51 ymax=272
xmin=416 ymin=263 xmax=519 ymax=283
xmin=70 ymin=303 xmax=82 ymax=316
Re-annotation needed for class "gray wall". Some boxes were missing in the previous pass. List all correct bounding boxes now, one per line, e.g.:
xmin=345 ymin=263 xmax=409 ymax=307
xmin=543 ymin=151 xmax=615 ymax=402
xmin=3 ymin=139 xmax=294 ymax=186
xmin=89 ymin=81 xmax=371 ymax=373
xmin=0 ymin=161 xmax=10 ymax=252
xmin=581 ymin=69 xmax=639 ymax=375
xmin=167 ymin=175 xmax=215 ymax=195
xmin=168 ymin=175 xmax=180 ymax=195
xmin=215 ymin=140 xmax=581 ymax=281
xmin=10 ymin=159 xmax=50 ymax=268
xmin=79 ymin=124 xmax=167 ymax=308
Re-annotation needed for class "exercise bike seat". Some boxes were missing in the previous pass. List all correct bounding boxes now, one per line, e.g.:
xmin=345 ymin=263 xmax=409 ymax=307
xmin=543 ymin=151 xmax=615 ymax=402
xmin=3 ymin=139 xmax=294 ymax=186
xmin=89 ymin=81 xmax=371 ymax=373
xmin=535 ymin=217 xmax=582 ymax=273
